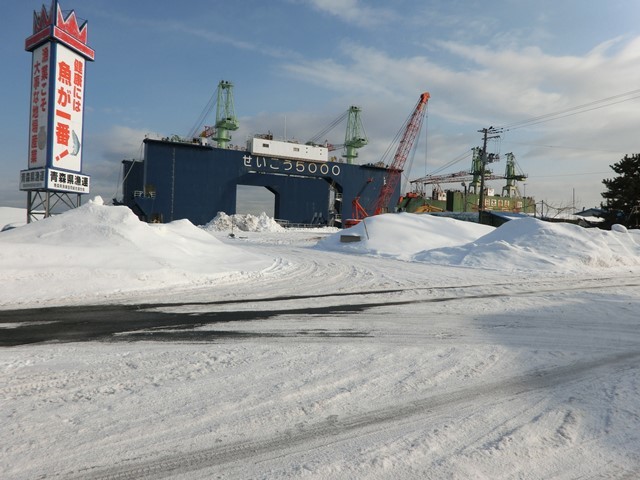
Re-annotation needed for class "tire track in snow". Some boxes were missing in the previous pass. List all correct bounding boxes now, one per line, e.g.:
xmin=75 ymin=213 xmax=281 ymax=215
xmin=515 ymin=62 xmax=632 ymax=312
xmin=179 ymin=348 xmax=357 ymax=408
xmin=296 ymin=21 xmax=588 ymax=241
xmin=2 ymin=275 xmax=639 ymax=347
xmin=66 ymin=350 xmax=640 ymax=480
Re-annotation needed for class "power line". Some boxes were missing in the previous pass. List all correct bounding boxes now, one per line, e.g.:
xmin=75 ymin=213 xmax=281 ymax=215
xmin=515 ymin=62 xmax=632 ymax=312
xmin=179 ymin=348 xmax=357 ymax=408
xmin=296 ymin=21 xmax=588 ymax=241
xmin=502 ymin=140 xmax=627 ymax=154
xmin=186 ymin=91 xmax=218 ymax=139
xmin=529 ymin=171 xmax=611 ymax=178
xmin=427 ymin=148 xmax=472 ymax=176
xmin=498 ymin=88 xmax=640 ymax=131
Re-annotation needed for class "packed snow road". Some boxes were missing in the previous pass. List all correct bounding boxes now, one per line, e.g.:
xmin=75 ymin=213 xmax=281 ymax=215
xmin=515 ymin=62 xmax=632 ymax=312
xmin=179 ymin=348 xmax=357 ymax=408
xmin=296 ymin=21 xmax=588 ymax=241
xmin=3 ymin=252 xmax=640 ymax=477
xmin=56 ymin=349 xmax=640 ymax=480
xmin=2 ymin=210 xmax=640 ymax=479
xmin=1 ymin=268 xmax=639 ymax=348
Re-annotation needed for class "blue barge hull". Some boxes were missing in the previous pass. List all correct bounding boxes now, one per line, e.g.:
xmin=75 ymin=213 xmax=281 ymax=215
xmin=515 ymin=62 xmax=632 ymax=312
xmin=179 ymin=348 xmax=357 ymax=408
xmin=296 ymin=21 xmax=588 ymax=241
xmin=120 ymin=138 xmax=398 ymax=227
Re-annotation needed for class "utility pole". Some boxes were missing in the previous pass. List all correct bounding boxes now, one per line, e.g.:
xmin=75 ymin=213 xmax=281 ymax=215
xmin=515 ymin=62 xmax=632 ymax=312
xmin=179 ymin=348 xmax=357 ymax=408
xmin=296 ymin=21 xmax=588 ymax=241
xmin=477 ymin=126 xmax=502 ymax=224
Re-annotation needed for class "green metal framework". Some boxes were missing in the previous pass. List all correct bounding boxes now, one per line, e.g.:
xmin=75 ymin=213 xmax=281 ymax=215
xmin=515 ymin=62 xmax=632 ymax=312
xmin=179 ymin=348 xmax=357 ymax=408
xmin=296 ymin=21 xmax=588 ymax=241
xmin=214 ymin=80 xmax=239 ymax=148
xmin=469 ymin=147 xmax=483 ymax=194
xmin=343 ymin=106 xmax=368 ymax=164
xmin=501 ymin=152 xmax=527 ymax=197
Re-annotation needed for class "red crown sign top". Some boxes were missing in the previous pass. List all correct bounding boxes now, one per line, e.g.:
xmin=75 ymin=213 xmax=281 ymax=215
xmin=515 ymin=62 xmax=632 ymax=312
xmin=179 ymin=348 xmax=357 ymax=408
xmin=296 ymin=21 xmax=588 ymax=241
xmin=26 ymin=1 xmax=94 ymax=60
xmin=32 ymin=2 xmax=54 ymax=34
xmin=55 ymin=4 xmax=88 ymax=44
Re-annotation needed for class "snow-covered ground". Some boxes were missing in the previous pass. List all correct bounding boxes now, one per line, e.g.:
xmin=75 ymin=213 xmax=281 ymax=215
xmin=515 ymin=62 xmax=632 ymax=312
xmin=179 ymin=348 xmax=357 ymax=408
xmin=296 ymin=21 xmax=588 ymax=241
xmin=1 ymin=199 xmax=640 ymax=479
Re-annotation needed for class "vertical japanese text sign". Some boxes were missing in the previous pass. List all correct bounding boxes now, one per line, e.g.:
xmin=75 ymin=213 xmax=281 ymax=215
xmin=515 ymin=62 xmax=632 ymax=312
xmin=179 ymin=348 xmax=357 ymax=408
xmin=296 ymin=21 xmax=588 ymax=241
xmin=24 ymin=1 xmax=94 ymax=180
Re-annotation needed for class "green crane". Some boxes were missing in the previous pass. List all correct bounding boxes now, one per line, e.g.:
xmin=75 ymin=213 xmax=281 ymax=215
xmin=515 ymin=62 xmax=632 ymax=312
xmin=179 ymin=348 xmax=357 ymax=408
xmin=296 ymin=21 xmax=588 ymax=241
xmin=343 ymin=106 xmax=367 ymax=164
xmin=213 ymin=80 xmax=239 ymax=148
xmin=502 ymin=152 xmax=527 ymax=197
xmin=469 ymin=147 xmax=485 ymax=194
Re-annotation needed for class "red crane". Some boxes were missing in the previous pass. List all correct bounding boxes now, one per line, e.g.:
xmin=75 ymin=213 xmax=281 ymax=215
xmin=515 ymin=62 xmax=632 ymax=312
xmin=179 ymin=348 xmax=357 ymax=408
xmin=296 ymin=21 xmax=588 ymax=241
xmin=344 ymin=178 xmax=373 ymax=228
xmin=345 ymin=92 xmax=430 ymax=228
xmin=372 ymin=92 xmax=430 ymax=216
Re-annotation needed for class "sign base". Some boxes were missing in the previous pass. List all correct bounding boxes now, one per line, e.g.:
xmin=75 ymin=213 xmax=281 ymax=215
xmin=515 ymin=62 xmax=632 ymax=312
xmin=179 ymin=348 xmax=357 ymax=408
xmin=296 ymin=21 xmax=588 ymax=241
xmin=26 ymin=190 xmax=83 ymax=223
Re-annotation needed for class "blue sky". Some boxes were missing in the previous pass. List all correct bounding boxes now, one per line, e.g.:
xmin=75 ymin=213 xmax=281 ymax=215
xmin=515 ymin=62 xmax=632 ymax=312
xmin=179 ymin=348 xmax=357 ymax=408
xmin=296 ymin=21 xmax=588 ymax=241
xmin=2 ymin=0 xmax=640 ymax=213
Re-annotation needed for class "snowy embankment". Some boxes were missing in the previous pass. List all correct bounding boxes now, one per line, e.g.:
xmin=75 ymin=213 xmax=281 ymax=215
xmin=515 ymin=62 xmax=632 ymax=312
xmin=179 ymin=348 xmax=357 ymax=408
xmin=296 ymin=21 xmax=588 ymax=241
xmin=318 ymin=211 xmax=640 ymax=271
xmin=0 ymin=199 xmax=273 ymax=308
xmin=1 ymin=200 xmax=640 ymax=479
xmin=1 ymin=200 xmax=639 ymax=309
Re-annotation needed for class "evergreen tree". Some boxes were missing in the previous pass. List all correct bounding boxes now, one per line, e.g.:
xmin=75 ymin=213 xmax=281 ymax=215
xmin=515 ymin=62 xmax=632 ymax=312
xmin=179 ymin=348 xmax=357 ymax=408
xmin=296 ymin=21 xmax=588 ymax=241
xmin=601 ymin=153 xmax=640 ymax=227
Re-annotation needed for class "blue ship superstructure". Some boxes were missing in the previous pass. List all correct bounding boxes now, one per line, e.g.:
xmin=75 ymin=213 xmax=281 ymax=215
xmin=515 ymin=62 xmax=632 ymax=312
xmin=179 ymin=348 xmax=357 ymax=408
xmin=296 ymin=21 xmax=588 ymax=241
xmin=120 ymin=137 xmax=397 ymax=227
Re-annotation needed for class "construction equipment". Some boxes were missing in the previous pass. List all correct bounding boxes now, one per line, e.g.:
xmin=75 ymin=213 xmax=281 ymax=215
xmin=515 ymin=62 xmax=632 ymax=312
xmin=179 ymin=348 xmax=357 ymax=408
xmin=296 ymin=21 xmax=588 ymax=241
xmin=344 ymin=178 xmax=373 ymax=228
xmin=501 ymin=152 xmax=528 ymax=197
xmin=344 ymin=92 xmax=430 ymax=227
xmin=415 ymin=204 xmax=444 ymax=213
xmin=306 ymin=106 xmax=368 ymax=163
xmin=188 ymin=80 xmax=239 ymax=147
xmin=211 ymin=80 xmax=239 ymax=148
xmin=410 ymin=149 xmax=527 ymax=197
xmin=372 ymin=92 xmax=430 ymax=215
xmin=343 ymin=106 xmax=368 ymax=164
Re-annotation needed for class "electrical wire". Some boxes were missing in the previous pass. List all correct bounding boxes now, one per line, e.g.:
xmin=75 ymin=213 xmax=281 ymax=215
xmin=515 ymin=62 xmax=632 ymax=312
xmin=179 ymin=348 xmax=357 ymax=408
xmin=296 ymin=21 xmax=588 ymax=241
xmin=186 ymin=91 xmax=218 ymax=139
xmin=422 ymin=110 xmax=429 ymax=178
xmin=112 ymin=140 xmax=145 ymax=202
xmin=401 ymin=107 xmax=429 ymax=193
xmin=307 ymin=110 xmax=349 ymax=145
xmin=502 ymin=139 xmax=626 ymax=154
xmin=427 ymin=148 xmax=473 ymax=176
xmin=380 ymin=109 xmax=414 ymax=166
xmin=498 ymin=88 xmax=640 ymax=131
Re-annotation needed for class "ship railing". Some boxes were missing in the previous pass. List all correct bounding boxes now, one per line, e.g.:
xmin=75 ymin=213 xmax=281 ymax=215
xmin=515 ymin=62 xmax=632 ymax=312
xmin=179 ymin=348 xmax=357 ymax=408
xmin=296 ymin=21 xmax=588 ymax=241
xmin=275 ymin=219 xmax=328 ymax=229
xmin=133 ymin=190 xmax=156 ymax=199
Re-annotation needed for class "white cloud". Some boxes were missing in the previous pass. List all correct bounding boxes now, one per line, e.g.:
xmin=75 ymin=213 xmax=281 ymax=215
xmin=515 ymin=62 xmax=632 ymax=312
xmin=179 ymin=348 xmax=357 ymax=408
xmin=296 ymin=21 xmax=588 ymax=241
xmin=278 ymin=34 xmax=640 ymax=208
xmin=301 ymin=0 xmax=396 ymax=27
xmin=88 ymin=125 xmax=157 ymax=163
xmin=81 ymin=126 xmax=164 ymax=203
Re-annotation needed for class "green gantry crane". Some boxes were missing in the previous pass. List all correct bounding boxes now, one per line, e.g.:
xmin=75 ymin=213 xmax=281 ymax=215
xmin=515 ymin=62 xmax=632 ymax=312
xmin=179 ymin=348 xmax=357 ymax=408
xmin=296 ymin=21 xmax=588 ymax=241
xmin=343 ymin=106 xmax=368 ymax=164
xmin=213 ymin=80 xmax=239 ymax=148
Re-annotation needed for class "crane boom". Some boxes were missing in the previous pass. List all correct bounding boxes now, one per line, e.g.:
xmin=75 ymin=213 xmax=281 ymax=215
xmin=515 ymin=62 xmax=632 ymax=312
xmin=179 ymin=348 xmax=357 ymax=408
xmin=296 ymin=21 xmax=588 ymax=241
xmin=372 ymin=92 xmax=430 ymax=215
xmin=412 ymin=171 xmax=504 ymax=185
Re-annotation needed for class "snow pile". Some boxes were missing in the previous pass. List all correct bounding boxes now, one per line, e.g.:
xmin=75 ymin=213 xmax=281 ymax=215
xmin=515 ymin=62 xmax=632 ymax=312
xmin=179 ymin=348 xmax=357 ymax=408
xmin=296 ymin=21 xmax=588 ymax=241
xmin=415 ymin=217 xmax=640 ymax=271
xmin=316 ymin=212 xmax=494 ymax=260
xmin=0 ymin=197 xmax=272 ymax=307
xmin=202 ymin=211 xmax=285 ymax=232
xmin=2 ymin=203 xmax=640 ymax=478
xmin=1 ymin=203 xmax=640 ymax=307
xmin=0 ymin=206 xmax=26 ymax=231
xmin=315 ymin=214 xmax=640 ymax=272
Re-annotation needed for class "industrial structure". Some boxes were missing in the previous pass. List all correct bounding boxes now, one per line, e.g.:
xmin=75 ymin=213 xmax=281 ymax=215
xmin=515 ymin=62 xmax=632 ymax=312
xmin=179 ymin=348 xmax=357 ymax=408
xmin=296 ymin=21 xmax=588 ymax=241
xmin=19 ymin=5 xmax=536 ymax=228
xmin=118 ymin=80 xmax=530 ymax=226
xmin=119 ymin=81 xmax=413 ymax=227
xmin=346 ymin=92 xmax=430 ymax=226
xmin=399 ymin=145 xmax=535 ymax=214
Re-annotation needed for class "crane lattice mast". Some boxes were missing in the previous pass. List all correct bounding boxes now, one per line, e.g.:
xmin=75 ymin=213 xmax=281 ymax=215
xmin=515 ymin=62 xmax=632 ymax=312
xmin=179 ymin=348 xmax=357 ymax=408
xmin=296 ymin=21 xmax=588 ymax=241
xmin=372 ymin=92 xmax=430 ymax=215
xmin=501 ymin=152 xmax=527 ymax=197
xmin=343 ymin=106 xmax=368 ymax=164
xmin=213 ymin=80 xmax=239 ymax=148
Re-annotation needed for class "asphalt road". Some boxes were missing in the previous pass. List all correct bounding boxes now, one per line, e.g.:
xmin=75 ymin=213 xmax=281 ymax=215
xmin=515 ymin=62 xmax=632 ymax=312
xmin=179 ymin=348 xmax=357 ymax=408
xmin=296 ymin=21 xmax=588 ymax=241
xmin=4 ymin=276 xmax=640 ymax=347
xmin=0 ymin=300 xmax=386 ymax=347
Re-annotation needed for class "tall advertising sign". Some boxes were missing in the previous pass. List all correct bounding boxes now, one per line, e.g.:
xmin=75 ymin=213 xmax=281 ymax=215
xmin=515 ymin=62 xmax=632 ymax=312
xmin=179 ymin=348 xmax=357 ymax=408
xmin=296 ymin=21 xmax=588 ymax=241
xmin=21 ymin=1 xmax=94 ymax=219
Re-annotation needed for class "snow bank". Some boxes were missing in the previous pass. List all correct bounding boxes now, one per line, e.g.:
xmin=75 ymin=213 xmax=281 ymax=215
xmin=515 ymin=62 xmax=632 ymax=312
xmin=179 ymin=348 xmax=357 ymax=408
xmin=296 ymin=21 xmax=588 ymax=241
xmin=202 ymin=211 xmax=285 ymax=232
xmin=415 ymin=217 xmax=640 ymax=271
xmin=1 ymin=203 xmax=639 ymax=307
xmin=315 ymin=214 xmax=640 ymax=272
xmin=2 ymin=205 xmax=640 ymax=479
xmin=0 ymin=206 xmax=26 ymax=231
xmin=0 ymin=198 xmax=272 ymax=307
xmin=316 ymin=213 xmax=494 ymax=260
